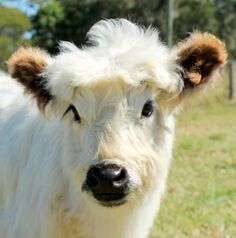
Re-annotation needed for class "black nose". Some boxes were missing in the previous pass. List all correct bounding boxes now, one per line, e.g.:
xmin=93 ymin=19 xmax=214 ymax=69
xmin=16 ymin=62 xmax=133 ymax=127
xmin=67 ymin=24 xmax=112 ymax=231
xmin=84 ymin=163 xmax=129 ymax=204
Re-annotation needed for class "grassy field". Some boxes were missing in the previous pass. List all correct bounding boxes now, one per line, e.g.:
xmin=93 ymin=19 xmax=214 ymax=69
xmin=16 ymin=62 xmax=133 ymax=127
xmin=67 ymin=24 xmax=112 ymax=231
xmin=150 ymin=77 xmax=236 ymax=238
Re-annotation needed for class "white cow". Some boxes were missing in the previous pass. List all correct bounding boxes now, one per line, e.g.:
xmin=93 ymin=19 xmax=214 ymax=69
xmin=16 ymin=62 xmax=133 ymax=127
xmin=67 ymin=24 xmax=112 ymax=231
xmin=0 ymin=19 xmax=226 ymax=238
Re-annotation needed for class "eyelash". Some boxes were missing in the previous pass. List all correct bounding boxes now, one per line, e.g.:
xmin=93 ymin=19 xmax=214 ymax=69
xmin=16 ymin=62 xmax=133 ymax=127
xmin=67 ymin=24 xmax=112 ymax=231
xmin=62 ymin=104 xmax=81 ymax=123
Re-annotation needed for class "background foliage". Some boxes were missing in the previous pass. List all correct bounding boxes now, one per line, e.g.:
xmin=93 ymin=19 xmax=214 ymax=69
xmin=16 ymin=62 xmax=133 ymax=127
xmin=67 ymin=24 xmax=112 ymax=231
xmin=0 ymin=4 xmax=31 ymax=69
xmin=30 ymin=0 xmax=236 ymax=57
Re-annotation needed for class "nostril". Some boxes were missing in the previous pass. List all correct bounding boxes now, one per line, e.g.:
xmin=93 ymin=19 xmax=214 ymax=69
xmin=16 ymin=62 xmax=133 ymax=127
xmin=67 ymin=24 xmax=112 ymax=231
xmin=113 ymin=169 xmax=127 ymax=182
xmin=87 ymin=174 xmax=99 ymax=188
xmin=86 ymin=168 xmax=100 ymax=189
xmin=113 ymin=169 xmax=128 ymax=190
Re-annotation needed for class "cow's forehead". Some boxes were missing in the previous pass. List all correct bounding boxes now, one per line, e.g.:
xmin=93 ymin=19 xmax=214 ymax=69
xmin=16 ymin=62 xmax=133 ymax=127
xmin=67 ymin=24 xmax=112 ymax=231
xmin=47 ymin=45 xmax=173 ymax=89
xmin=45 ymin=19 xmax=181 ymax=101
xmin=72 ymin=80 xmax=155 ymax=107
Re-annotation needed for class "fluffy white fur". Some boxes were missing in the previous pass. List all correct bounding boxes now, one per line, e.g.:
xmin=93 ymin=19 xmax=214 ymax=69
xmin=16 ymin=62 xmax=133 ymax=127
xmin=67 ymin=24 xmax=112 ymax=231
xmin=0 ymin=19 xmax=224 ymax=238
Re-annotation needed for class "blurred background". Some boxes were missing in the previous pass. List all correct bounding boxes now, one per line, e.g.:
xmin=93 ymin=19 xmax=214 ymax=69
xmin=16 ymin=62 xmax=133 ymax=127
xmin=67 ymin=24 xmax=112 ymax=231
xmin=0 ymin=0 xmax=235 ymax=237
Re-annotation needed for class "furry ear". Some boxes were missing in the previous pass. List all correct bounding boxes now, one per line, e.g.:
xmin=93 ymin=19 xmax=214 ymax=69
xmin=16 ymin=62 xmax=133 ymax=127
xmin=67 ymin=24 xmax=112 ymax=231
xmin=7 ymin=47 xmax=53 ymax=111
xmin=178 ymin=32 xmax=227 ymax=95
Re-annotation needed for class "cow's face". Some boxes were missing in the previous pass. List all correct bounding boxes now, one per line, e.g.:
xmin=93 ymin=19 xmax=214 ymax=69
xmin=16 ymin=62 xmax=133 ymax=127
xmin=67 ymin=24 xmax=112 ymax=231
xmin=55 ymin=81 xmax=174 ymax=207
xmin=7 ymin=19 xmax=226 ymax=208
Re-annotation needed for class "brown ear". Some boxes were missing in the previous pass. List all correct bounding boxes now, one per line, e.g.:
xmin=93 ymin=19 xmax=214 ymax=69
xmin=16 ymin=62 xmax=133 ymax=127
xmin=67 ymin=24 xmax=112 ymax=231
xmin=178 ymin=32 xmax=227 ymax=95
xmin=7 ymin=47 xmax=53 ymax=111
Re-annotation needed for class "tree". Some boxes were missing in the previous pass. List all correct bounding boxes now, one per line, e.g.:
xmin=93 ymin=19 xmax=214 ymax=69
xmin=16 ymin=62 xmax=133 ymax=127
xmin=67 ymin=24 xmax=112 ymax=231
xmin=31 ymin=0 xmax=166 ymax=54
xmin=0 ymin=5 xmax=31 ymax=69
xmin=174 ymin=0 xmax=218 ymax=41
xmin=214 ymin=0 xmax=236 ymax=59
xmin=31 ymin=0 xmax=63 ymax=53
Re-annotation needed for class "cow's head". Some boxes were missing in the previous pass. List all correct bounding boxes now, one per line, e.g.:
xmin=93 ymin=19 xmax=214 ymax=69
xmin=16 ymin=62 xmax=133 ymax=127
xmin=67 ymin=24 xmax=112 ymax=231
xmin=7 ymin=19 xmax=226 ymax=208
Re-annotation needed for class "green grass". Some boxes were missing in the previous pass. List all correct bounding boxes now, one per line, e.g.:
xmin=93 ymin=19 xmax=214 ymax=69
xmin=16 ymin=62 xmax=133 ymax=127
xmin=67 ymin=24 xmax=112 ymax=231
xmin=150 ymin=78 xmax=236 ymax=238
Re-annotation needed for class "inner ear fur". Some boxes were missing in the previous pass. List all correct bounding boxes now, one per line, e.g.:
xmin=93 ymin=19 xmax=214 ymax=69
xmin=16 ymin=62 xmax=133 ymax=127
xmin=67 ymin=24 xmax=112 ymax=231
xmin=178 ymin=32 xmax=227 ymax=91
xmin=7 ymin=47 xmax=53 ymax=111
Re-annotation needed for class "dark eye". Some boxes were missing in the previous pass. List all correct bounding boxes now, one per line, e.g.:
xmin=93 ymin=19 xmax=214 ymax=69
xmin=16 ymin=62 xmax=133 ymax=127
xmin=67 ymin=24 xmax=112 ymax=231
xmin=62 ymin=104 xmax=81 ymax=122
xmin=141 ymin=100 xmax=154 ymax=118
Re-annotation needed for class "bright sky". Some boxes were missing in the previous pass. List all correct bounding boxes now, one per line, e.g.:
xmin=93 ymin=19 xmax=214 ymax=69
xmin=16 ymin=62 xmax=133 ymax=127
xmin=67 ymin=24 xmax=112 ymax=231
xmin=1 ymin=0 xmax=39 ymax=16
xmin=0 ymin=0 xmax=39 ymax=38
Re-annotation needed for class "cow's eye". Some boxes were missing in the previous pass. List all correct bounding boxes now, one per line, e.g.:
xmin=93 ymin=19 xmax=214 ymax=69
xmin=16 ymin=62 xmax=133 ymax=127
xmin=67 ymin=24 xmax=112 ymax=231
xmin=141 ymin=100 xmax=154 ymax=118
xmin=62 ymin=104 xmax=81 ymax=122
